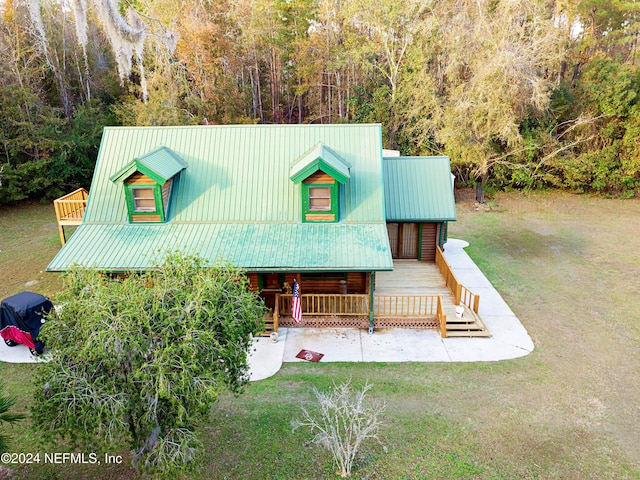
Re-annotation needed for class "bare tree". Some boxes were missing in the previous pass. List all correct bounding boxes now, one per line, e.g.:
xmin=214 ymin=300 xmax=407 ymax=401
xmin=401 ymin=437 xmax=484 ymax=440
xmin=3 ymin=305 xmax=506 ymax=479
xmin=292 ymin=380 xmax=386 ymax=478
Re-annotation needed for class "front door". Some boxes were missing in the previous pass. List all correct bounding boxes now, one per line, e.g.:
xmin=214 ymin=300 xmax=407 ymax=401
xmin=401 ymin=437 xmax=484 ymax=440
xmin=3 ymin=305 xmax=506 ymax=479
xmin=386 ymin=223 xmax=419 ymax=259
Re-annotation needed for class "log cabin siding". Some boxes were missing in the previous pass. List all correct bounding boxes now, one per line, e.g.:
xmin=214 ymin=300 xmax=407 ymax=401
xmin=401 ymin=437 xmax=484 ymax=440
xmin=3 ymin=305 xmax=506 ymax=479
xmin=347 ymin=272 xmax=367 ymax=293
xmin=299 ymin=272 xmax=367 ymax=294
xmin=247 ymin=273 xmax=259 ymax=291
xmin=247 ymin=271 xmax=367 ymax=295
xmin=303 ymin=171 xmax=336 ymax=184
xmin=132 ymin=214 xmax=161 ymax=222
xmin=305 ymin=213 xmax=336 ymax=221
xmin=125 ymin=172 xmax=155 ymax=185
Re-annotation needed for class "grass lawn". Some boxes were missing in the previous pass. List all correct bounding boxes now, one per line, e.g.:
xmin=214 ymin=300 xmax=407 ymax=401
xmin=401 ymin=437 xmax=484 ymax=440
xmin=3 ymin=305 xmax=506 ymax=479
xmin=0 ymin=203 xmax=65 ymax=299
xmin=1 ymin=192 xmax=639 ymax=479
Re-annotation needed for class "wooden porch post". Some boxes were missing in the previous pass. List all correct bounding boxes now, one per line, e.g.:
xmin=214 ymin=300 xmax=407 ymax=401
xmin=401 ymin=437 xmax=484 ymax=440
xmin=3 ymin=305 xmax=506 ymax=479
xmin=58 ymin=224 xmax=66 ymax=246
xmin=273 ymin=293 xmax=280 ymax=333
xmin=455 ymin=284 xmax=462 ymax=305
xmin=368 ymin=271 xmax=375 ymax=334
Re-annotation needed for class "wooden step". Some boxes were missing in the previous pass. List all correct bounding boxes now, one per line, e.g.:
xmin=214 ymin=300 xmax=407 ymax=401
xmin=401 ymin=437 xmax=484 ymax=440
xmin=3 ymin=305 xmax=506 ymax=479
xmin=445 ymin=305 xmax=491 ymax=338
xmin=259 ymin=313 xmax=277 ymax=336
xmin=445 ymin=330 xmax=493 ymax=337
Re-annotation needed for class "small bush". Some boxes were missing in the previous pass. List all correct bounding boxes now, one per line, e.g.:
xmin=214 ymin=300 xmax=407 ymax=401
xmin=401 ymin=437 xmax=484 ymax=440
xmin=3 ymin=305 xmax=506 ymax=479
xmin=292 ymin=380 xmax=386 ymax=478
xmin=0 ymin=382 xmax=25 ymax=453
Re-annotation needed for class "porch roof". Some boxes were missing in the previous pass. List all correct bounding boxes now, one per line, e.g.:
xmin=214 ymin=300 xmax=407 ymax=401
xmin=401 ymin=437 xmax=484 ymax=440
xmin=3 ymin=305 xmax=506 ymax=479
xmin=47 ymin=222 xmax=394 ymax=272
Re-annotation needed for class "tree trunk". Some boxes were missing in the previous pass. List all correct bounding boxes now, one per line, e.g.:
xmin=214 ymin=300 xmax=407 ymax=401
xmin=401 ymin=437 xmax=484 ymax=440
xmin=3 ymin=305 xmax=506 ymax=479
xmin=475 ymin=181 xmax=485 ymax=203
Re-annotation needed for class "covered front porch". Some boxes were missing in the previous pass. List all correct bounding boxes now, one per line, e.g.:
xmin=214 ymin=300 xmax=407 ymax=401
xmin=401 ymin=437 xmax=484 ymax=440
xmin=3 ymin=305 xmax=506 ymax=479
xmin=270 ymin=247 xmax=490 ymax=338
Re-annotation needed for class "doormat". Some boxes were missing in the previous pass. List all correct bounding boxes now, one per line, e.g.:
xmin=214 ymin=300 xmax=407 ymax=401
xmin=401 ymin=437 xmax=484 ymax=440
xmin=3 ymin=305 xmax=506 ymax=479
xmin=296 ymin=349 xmax=324 ymax=362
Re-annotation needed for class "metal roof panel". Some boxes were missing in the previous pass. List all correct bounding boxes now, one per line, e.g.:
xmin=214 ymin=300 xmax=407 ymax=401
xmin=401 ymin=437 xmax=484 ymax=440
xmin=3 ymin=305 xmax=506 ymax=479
xmin=83 ymin=124 xmax=384 ymax=225
xmin=47 ymin=223 xmax=393 ymax=272
xmin=383 ymin=156 xmax=457 ymax=221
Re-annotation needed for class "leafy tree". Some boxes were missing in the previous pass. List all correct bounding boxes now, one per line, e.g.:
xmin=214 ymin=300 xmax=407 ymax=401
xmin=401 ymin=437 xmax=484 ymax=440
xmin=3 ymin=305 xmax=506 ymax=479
xmin=32 ymin=252 xmax=266 ymax=474
xmin=437 ymin=0 xmax=563 ymax=198
xmin=0 ymin=96 xmax=114 ymax=203
xmin=545 ymin=55 xmax=640 ymax=194
xmin=0 ymin=0 xmax=119 ymax=203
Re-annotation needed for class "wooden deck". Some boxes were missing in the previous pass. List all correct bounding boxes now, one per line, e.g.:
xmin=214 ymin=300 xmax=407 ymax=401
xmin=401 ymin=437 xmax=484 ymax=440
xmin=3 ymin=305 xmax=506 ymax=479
xmin=54 ymin=188 xmax=88 ymax=246
xmin=376 ymin=260 xmax=490 ymax=337
xmin=275 ymin=260 xmax=491 ymax=337
xmin=375 ymin=260 xmax=453 ymax=297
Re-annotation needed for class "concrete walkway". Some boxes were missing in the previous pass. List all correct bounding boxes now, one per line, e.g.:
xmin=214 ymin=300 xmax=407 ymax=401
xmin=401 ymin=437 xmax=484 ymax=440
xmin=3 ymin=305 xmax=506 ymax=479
xmin=0 ymin=342 xmax=49 ymax=363
xmin=248 ymin=239 xmax=534 ymax=381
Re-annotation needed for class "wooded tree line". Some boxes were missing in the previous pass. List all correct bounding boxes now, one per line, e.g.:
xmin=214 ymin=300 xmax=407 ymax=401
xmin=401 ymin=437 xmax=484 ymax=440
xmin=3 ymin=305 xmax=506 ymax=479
xmin=1 ymin=0 xmax=640 ymax=204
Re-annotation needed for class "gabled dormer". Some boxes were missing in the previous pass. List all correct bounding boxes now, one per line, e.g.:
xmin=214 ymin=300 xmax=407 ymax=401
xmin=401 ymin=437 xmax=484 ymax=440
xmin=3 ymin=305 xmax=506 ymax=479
xmin=289 ymin=143 xmax=351 ymax=223
xmin=109 ymin=147 xmax=187 ymax=223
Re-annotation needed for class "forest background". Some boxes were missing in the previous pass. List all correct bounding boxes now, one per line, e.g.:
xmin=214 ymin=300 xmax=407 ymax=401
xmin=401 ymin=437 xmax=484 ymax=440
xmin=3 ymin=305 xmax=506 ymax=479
xmin=1 ymin=0 xmax=640 ymax=204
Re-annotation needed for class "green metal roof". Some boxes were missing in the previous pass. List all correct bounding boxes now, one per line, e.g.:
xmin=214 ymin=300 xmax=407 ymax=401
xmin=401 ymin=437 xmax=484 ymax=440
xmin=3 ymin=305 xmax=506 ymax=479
xmin=289 ymin=143 xmax=351 ymax=184
xmin=383 ymin=156 xmax=457 ymax=222
xmin=109 ymin=146 xmax=187 ymax=185
xmin=49 ymin=124 xmax=392 ymax=272
xmin=47 ymin=223 xmax=393 ymax=272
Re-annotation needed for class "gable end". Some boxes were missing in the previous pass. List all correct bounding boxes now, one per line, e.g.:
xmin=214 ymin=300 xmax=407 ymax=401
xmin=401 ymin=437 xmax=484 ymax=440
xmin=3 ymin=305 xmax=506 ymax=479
xmin=289 ymin=143 xmax=351 ymax=184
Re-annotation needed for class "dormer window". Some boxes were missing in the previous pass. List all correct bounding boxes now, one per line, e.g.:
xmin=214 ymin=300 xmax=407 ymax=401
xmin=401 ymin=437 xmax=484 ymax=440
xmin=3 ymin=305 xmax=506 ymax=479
xmin=302 ymin=171 xmax=338 ymax=221
xmin=290 ymin=143 xmax=351 ymax=223
xmin=110 ymin=147 xmax=187 ymax=223
xmin=309 ymin=186 xmax=331 ymax=211
xmin=132 ymin=187 xmax=156 ymax=212
xmin=124 ymin=176 xmax=168 ymax=222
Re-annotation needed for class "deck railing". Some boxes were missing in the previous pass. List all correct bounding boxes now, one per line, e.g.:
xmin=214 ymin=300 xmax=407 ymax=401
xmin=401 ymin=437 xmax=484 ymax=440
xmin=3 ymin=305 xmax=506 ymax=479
xmin=278 ymin=294 xmax=369 ymax=316
xmin=54 ymin=188 xmax=88 ymax=223
xmin=54 ymin=188 xmax=89 ymax=245
xmin=437 ymin=295 xmax=447 ymax=338
xmin=373 ymin=294 xmax=439 ymax=318
xmin=435 ymin=246 xmax=480 ymax=313
xmin=276 ymin=293 xmax=447 ymax=335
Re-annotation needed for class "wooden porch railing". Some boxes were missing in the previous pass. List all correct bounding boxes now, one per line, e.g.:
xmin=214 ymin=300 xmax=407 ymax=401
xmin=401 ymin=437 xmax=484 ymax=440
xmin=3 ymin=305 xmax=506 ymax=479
xmin=374 ymin=295 xmax=438 ymax=318
xmin=54 ymin=188 xmax=89 ymax=246
xmin=276 ymin=293 xmax=448 ymax=336
xmin=437 ymin=295 xmax=447 ymax=338
xmin=278 ymin=294 xmax=369 ymax=316
xmin=435 ymin=246 xmax=480 ymax=314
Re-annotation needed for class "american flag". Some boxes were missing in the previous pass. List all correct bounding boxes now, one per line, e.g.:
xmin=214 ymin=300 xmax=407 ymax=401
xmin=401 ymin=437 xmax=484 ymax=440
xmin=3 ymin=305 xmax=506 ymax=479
xmin=291 ymin=279 xmax=302 ymax=323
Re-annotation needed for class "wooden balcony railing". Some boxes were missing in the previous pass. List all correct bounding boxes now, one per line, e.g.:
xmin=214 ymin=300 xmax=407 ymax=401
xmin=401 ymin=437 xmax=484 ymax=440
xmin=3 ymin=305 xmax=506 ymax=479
xmin=435 ymin=245 xmax=480 ymax=313
xmin=54 ymin=188 xmax=88 ymax=245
